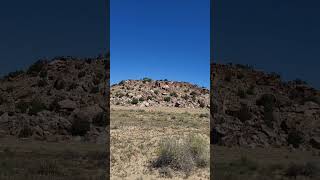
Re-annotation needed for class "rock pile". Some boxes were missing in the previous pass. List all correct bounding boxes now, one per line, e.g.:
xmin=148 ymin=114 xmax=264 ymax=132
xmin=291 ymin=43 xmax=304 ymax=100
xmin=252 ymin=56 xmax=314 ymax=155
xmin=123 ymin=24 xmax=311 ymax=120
xmin=0 ymin=56 xmax=109 ymax=143
xmin=211 ymin=63 xmax=320 ymax=149
xmin=110 ymin=79 xmax=209 ymax=109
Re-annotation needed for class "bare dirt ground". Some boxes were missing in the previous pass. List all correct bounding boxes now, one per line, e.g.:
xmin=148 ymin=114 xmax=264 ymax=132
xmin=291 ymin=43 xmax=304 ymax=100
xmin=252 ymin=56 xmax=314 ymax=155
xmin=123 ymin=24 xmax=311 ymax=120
xmin=110 ymin=106 xmax=210 ymax=180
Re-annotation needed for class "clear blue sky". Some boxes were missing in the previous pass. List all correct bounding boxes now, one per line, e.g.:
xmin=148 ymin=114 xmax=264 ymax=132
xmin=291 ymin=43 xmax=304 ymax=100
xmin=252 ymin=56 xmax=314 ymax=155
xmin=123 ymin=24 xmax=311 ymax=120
xmin=213 ymin=0 xmax=320 ymax=89
xmin=110 ymin=0 xmax=210 ymax=88
xmin=0 ymin=0 xmax=107 ymax=77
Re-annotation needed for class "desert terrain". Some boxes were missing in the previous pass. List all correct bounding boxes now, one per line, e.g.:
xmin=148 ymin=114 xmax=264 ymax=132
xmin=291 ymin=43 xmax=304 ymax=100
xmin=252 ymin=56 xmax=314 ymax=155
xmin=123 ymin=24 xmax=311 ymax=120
xmin=211 ymin=63 xmax=320 ymax=179
xmin=110 ymin=80 xmax=210 ymax=179
xmin=0 ymin=56 xmax=109 ymax=179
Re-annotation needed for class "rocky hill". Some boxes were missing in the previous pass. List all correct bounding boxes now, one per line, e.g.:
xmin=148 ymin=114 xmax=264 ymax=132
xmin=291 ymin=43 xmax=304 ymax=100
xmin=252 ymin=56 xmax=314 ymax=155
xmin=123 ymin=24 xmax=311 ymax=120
xmin=211 ymin=63 xmax=320 ymax=150
xmin=0 ymin=56 xmax=109 ymax=143
xmin=110 ymin=79 xmax=210 ymax=109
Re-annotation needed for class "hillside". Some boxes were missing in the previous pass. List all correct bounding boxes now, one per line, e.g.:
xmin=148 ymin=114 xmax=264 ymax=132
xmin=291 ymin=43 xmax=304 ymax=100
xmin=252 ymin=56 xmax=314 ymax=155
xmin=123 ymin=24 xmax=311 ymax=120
xmin=211 ymin=63 xmax=320 ymax=150
xmin=0 ymin=56 xmax=109 ymax=143
xmin=111 ymin=79 xmax=209 ymax=109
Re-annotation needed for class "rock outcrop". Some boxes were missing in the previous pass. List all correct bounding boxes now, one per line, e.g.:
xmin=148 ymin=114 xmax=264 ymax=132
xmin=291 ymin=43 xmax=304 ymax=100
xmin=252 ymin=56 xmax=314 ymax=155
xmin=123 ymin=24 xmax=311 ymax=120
xmin=211 ymin=63 xmax=320 ymax=150
xmin=110 ymin=79 xmax=209 ymax=109
xmin=0 ymin=56 xmax=109 ymax=143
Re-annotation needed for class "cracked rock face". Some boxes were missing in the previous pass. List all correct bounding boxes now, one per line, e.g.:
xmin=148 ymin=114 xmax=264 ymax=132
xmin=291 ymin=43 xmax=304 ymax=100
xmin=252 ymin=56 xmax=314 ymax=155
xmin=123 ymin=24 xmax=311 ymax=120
xmin=0 ymin=56 xmax=109 ymax=143
xmin=210 ymin=63 xmax=320 ymax=149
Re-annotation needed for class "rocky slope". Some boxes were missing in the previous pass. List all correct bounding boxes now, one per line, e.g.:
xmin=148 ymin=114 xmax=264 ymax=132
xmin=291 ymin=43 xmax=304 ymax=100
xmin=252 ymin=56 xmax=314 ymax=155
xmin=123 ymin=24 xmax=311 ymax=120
xmin=211 ymin=63 xmax=320 ymax=150
xmin=0 ymin=56 xmax=109 ymax=143
xmin=111 ymin=79 xmax=210 ymax=109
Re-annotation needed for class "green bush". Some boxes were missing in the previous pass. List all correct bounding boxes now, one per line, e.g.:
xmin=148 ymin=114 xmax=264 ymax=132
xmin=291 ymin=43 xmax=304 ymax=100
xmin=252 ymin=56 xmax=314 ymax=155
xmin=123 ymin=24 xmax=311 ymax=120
xmin=92 ymin=112 xmax=107 ymax=127
xmin=18 ymin=125 xmax=33 ymax=138
xmin=5 ymin=70 xmax=24 ymax=79
xmin=27 ymin=60 xmax=46 ymax=76
xmin=16 ymin=101 xmax=30 ymax=113
xmin=71 ymin=119 xmax=90 ymax=136
xmin=139 ymin=97 xmax=145 ymax=102
xmin=54 ymin=78 xmax=66 ymax=90
xmin=246 ymin=85 xmax=255 ymax=95
xmin=256 ymin=94 xmax=276 ymax=112
xmin=237 ymin=104 xmax=252 ymax=122
xmin=154 ymin=90 xmax=159 ymax=95
xmin=152 ymin=135 xmax=209 ymax=175
xmin=182 ymin=94 xmax=189 ymax=100
xmin=147 ymin=96 xmax=153 ymax=100
xmin=164 ymin=97 xmax=171 ymax=102
xmin=78 ymin=71 xmax=86 ymax=78
xmin=28 ymin=100 xmax=47 ymax=115
xmin=37 ymin=79 xmax=48 ymax=87
xmin=170 ymin=92 xmax=178 ymax=97
xmin=287 ymin=130 xmax=304 ymax=148
xmin=142 ymin=77 xmax=152 ymax=83
xmin=39 ymin=70 xmax=48 ymax=78
xmin=131 ymin=98 xmax=139 ymax=104
xmin=237 ymin=88 xmax=247 ymax=99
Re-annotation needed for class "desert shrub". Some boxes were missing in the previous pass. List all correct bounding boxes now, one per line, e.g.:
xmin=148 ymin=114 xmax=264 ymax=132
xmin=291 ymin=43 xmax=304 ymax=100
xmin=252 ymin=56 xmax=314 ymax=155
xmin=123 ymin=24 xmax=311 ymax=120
xmin=256 ymin=94 xmax=276 ymax=112
xmin=142 ymin=77 xmax=152 ymax=83
xmin=287 ymin=130 xmax=304 ymax=148
xmin=78 ymin=71 xmax=86 ymax=78
xmin=264 ymin=108 xmax=274 ymax=128
xmin=18 ymin=125 xmax=32 ymax=138
xmin=37 ymin=79 xmax=48 ymax=87
xmin=190 ymin=91 xmax=197 ymax=96
xmin=27 ymin=60 xmax=46 ymax=76
xmin=237 ymin=88 xmax=247 ymax=99
xmin=131 ymin=98 xmax=139 ymax=104
xmin=92 ymin=112 xmax=107 ymax=127
xmin=154 ymin=90 xmax=159 ymax=95
xmin=199 ymin=101 xmax=206 ymax=108
xmin=246 ymin=85 xmax=255 ymax=95
xmin=28 ymin=100 xmax=47 ymax=115
xmin=5 ymin=86 xmax=14 ymax=93
xmin=15 ymin=101 xmax=30 ymax=113
xmin=139 ymin=97 xmax=145 ymax=102
xmin=147 ymin=96 xmax=153 ymax=100
xmin=237 ymin=104 xmax=252 ymax=122
xmin=71 ymin=119 xmax=90 ymax=136
xmin=0 ymin=96 xmax=5 ymax=105
xmin=152 ymin=135 xmax=209 ymax=175
xmin=182 ymin=94 xmax=189 ymax=100
xmin=5 ymin=70 xmax=24 ymax=79
xmin=199 ymin=113 xmax=209 ymax=118
xmin=67 ymin=82 xmax=78 ymax=91
xmin=224 ymin=72 xmax=232 ymax=82
xmin=164 ymin=97 xmax=171 ymax=102
xmin=237 ymin=72 xmax=244 ymax=79
xmin=54 ymin=78 xmax=66 ymax=90
xmin=39 ymin=70 xmax=48 ymax=78
xmin=170 ymin=92 xmax=178 ymax=97
xmin=90 ymin=86 xmax=100 ymax=94
xmin=116 ymin=92 xmax=125 ymax=98
xmin=285 ymin=162 xmax=319 ymax=178
xmin=302 ymin=96 xmax=320 ymax=106
xmin=34 ymin=160 xmax=63 ymax=176
xmin=293 ymin=78 xmax=307 ymax=85
xmin=49 ymin=98 xmax=61 ymax=112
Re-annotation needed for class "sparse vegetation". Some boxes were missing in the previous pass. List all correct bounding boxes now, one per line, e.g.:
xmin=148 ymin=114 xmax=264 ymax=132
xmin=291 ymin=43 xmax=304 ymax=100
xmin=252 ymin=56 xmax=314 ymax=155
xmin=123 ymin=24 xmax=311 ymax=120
xmin=131 ymin=98 xmax=139 ymax=104
xmin=237 ymin=104 xmax=252 ymax=122
xmin=28 ymin=99 xmax=47 ymax=115
xmin=71 ymin=119 xmax=90 ymax=136
xmin=152 ymin=135 xmax=209 ymax=175
xmin=287 ymin=130 xmax=304 ymax=148
xmin=142 ymin=77 xmax=152 ymax=83
xmin=27 ymin=60 xmax=47 ymax=76
xmin=170 ymin=92 xmax=178 ymax=97
xmin=164 ymin=97 xmax=171 ymax=102
xmin=237 ymin=88 xmax=247 ymax=99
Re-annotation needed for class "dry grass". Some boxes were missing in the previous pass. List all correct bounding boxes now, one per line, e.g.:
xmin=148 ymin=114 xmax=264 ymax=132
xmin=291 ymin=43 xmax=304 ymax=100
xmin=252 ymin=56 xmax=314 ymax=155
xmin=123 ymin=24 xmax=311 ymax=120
xmin=111 ymin=107 xmax=209 ymax=179
xmin=0 ymin=137 xmax=106 ymax=180
xmin=212 ymin=145 xmax=320 ymax=180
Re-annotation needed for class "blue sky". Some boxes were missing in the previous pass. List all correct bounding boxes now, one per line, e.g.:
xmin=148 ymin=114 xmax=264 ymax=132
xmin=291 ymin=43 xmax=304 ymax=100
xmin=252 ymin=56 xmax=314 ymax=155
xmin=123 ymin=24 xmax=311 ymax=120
xmin=110 ymin=0 xmax=210 ymax=88
xmin=213 ymin=0 xmax=320 ymax=89
xmin=0 ymin=0 xmax=106 ymax=77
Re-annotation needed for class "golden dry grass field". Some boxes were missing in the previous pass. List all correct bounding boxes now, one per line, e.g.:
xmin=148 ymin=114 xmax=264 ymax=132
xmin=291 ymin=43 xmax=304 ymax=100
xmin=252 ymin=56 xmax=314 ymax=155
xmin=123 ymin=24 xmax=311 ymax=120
xmin=110 ymin=106 xmax=210 ymax=180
